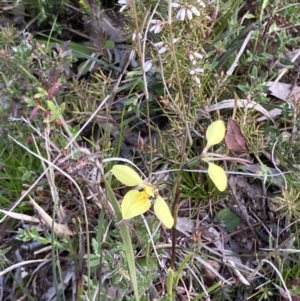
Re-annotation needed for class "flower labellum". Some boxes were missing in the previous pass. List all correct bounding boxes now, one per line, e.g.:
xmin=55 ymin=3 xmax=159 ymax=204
xmin=122 ymin=190 xmax=151 ymax=219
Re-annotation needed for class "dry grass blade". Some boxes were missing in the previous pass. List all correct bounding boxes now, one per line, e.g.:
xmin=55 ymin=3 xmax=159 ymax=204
xmin=207 ymin=99 xmax=275 ymax=122
xmin=0 ymin=210 xmax=40 ymax=223
xmin=0 ymin=259 xmax=49 ymax=277
xmin=29 ymin=196 xmax=73 ymax=237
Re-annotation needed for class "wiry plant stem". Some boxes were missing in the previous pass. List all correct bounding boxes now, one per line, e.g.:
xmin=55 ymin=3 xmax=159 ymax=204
xmin=167 ymin=0 xmax=193 ymax=272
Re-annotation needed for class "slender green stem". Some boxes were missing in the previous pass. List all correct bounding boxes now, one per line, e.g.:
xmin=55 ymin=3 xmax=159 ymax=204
xmin=167 ymin=0 xmax=193 ymax=275
xmin=170 ymin=185 xmax=181 ymax=269
xmin=105 ymin=178 xmax=140 ymax=301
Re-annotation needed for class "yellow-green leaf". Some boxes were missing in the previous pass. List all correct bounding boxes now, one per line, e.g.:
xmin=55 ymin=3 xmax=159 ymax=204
xmin=112 ymin=165 xmax=143 ymax=187
xmin=208 ymin=163 xmax=227 ymax=192
xmin=153 ymin=195 xmax=174 ymax=228
xmin=206 ymin=120 xmax=225 ymax=147
xmin=122 ymin=190 xmax=151 ymax=219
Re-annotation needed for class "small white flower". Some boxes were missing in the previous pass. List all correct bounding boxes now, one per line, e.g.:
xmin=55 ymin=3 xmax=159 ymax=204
xmin=128 ymin=50 xmax=136 ymax=61
xmin=192 ymin=75 xmax=201 ymax=85
xmin=144 ymin=60 xmax=153 ymax=72
xmin=118 ymin=0 xmax=130 ymax=12
xmin=196 ymin=0 xmax=206 ymax=8
xmin=190 ymin=67 xmax=204 ymax=85
xmin=190 ymin=67 xmax=204 ymax=75
xmin=171 ymin=3 xmax=200 ymax=21
xmin=132 ymin=30 xmax=142 ymax=41
xmin=171 ymin=3 xmax=181 ymax=8
xmin=188 ymin=50 xmax=204 ymax=65
xmin=154 ymin=38 xmax=178 ymax=54
xmin=153 ymin=41 xmax=164 ymax=48
xmin=150 ymin=19 xmax=163 ymax=34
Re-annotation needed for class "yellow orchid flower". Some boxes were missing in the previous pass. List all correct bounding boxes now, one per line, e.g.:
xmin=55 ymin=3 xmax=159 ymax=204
xmin=201 ymin=120 xmax=228 ymax=192
xmin=111 ymin=165 xmax=174 ymax=228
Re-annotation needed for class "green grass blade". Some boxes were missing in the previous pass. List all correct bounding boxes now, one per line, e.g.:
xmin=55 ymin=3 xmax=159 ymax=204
xmin=212 ymin=0 xmax=243 ymax=38
xmin=173 ymin=253 xmax=193 ymax=287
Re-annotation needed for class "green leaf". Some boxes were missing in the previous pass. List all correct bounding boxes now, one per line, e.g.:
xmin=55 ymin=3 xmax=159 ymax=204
xmin=206 ymin=120 xmax=225 ymax=148
xmin=104 ymin=39 xmax=115 ymax=49
xmin=136 ymin=256 xmax=158 ymax=271
xmin=59 ymin=102 xmax=66 ymax=113
xmin=208 ymin=163 xmax=227 ymax=192
xmin=34 ymin=87 xmax=48 ymax=98
xmin=37 ymin=87 xmax=47 ymax=94
xmin=112 ymin=165 xmax=143 ymax=186
xmin=77 ymin=59 xmax=94 ymax=75
xmin=34 ymin=92 xmax=47 ymax=99
xmin=91 ymin=237 xmax=99 ymax=255
xmin=153 ymin=195 xmax=174 ymax=228
xmin=122 ymin=190 xmax=151 ymax=219
xmin=214 ymin=208 xmax=240 ymax=231
xmin=23 ymin=96 xmax=35 ymax=106
xmin=36 ymin=39 xmax=93 ymax=58
xmin=46 ymin=100 xmax=58 ymax=113
xmin=43 ymin=115 xmax=55 ymax=123
xmin=21 ymin=170 xmax=32 ymax=181
xmin=244 ymin=13 xmax=255 ymax=19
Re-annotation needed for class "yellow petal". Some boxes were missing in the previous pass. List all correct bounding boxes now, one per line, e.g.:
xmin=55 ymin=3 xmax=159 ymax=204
xmin=154 ymin=195 xmax=174 ymax=228
xmin=112 ymin=165 xmax=143 ymax=186
xmin=122 ymin=190 xmax=151 ymax=219
xmin=208 ymin=163 xmax=227 ymax=192
xmin=206 ymin=120 xmax=225 ymax=147
xmin=140 ymin=183 xmax=155 ymax=198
